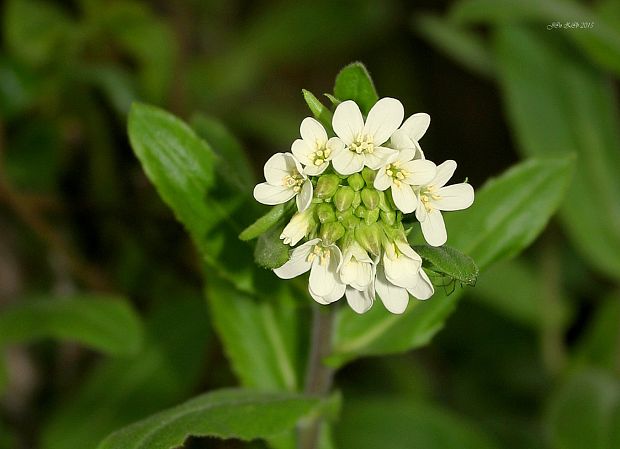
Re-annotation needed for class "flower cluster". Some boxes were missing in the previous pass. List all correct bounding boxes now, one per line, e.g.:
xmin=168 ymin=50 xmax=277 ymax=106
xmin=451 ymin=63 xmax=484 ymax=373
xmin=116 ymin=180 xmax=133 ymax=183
xmin=253 ymin=98 xmax=474 ymax=314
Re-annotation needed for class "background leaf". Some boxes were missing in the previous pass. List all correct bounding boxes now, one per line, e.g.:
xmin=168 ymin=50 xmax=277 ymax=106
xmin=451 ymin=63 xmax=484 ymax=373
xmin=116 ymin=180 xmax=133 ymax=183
xmin=0 ymin=295 xmax=143 ymax=356
xmin=328 ymin=157 xmax=574 ymax=367
xmin=41 ymin=296 xmax=210 ymax=449
xmin=96 ymin=389 xmax=322 ymax=449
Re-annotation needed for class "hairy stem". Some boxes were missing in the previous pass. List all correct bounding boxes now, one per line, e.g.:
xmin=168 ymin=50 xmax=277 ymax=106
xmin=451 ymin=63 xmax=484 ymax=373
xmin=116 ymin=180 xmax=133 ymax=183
xmin=297 ymin=304 xmax=336 ymax=449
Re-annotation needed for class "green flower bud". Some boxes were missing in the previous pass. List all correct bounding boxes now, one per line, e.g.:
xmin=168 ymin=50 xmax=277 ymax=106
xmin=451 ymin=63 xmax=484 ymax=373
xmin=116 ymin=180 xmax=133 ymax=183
xmin=361 ymin=167 xmax=376 ymax=186
xmin=316 ymin=203 xmax=336 ymax=223
xmin=377 ymin=190 xmax=391 ymax=212
xmin=380 ymin=210 xmax=396 ymax=226
xmin=352 ymin=191 xmax=362 ymax=209
xmin=364 ymin=207 xmax=380 ymax=225
xmin=347 ymin=173 xmax=365 ymax=191
xmin=341 ymin=214 xmax=361 ymax=230
xmin=334 ymin=186 xmax=355 ymax=211
xmin=361 ymin=187 xmax=380 ymax=210
xmin=354 ymin=205 xmax=368 ymax=219
xmin=315 ymin=174 xmax=340 ymax=199
xmin=320 ymin=222 xmax=345 ymax=245
xmin=355 ymin=222 xmax=383 ymax=257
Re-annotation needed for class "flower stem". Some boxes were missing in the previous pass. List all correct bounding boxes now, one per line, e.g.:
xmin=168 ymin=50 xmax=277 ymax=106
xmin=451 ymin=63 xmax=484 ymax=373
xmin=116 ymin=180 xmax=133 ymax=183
xmin=297 ymin=304 xmax=336 ymax=449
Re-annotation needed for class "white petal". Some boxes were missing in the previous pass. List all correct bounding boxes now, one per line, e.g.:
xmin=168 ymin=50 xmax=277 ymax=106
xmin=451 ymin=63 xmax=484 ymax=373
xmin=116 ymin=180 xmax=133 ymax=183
xmin=332 ymin=100 xmax=364 ymax=144
xmin=373 ymin=168 xmax=391 ymax=191
xmin=375 ymin=264 xmax=409 ymax=314
xmin=389 ymin=129 xmax=416 ymax=153
xmin=390 ymin=182 xmax=417 ymax=213
xmin=263 ymin=153 xmax=300 ymax=185
xmin=296 ymin=180 xmax=313 ymax=211
xmin=308 ymin=245 xmax=341 ymax=297
xmin=383 ymin=250 xmax=421 ymax=289
xmin=345 ymin=286 xmax=374 ymax=314
xmin=300 ymin=117 xmax=328 ymax=145
xmin=402 ymin=159 xmax=437 ymax=186
xmin=310 ymin=281 xmax=345 ymax=304
xmin=253 ymin=183 xmax=295 ymax=205
xmin=394 ymin=240 xmax=422 ymax=262
xmin=364 ymin=146 xmax=398 ymax=170
xmin=291 ymin=139 xmax=314 ymax=166
xmin=273 ymin=239 xmax=318 ymax=279
xmin=415 ymin=199 xmax=427 ymax=223
xmin=434 ymin=183 xmax=474 ymax=211
xmin=407 ymin=268 xmax=434 ymax=300
xmin=431 ymin=160 xmax=457 ymax=188
xmin=420 ymin=209 xmax=447 ymax=247
xmin=303 ymin=162 xmax=328 ymax=176
xmin=280 ymin=211 xmax=311 ymax=246
xmin=332 ymin=148 xmax=364 ymax=175
xmin=363 ymin=98 xmax=404 ymax=145
xmin=401 ymin=113 xmax=430 ymax=141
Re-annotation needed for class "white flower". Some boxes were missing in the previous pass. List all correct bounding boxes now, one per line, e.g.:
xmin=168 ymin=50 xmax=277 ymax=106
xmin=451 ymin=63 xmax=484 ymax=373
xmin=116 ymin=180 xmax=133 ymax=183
xmin=382 ymin=239 xmax=422 ymax=289
xmin=291 ymin=117 xmax=344 ymax=176
xmin=253 ymin=153 xmax=313 ymax=211
xmin=397 ymin=113 xmax=431 ymax=159
xmin=331 ymin=98 xmax=403 ymax=175
xmin=274 ymin=238 xmax=345 ymax=304
xmin=345 ymin=280 xmax=375 ymax=314
xmin=339 ymin=241 xmax=374 ymax=290
xmin=415 ymin=160 xmax=475 ymax=247
xmin=374 ymin=147 xmax=436 ymax=213
xmin=375 ymin=262 xmax=434 ymax=314
xmin=280 ymin=208 xmax=313 ymax=246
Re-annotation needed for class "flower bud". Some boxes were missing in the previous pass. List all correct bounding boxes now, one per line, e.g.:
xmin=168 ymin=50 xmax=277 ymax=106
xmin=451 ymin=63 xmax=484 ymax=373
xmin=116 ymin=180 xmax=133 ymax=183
xmin=377 ymin=190 xmax=391 ymax=212
xmin=361 ymin=167 xmax=376 ymax=186
xmin=352 ymin=191 xmax=362 ymax=209
xmin=320 ymin=222 xmax=345 ymax=245
xmin=334 ymin=186 xmax=355 ymax=211
xmin=354 ymin=205 xmax=368 ymax=219
xmin=361 ymin=187 xmax=379 ymax=210
xmin=364 ymin=207 xmax=380 ymax=225
xmin=380 ymin=210 xmax=396 ymax=226
xmin=315 ymin=174 xmax=340 ymax=199
xmin=316 ymin=203 xmax=336 ymax=223
xmin=347 ymin=173 xmax=365 ymax=191
xmin=355 ymin=222 xmax=383 ymax=257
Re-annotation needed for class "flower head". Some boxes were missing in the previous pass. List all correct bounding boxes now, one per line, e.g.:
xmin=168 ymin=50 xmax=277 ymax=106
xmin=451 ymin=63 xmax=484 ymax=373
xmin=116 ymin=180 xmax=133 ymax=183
xmin=251 ymin=94 xmax=474 ymax=314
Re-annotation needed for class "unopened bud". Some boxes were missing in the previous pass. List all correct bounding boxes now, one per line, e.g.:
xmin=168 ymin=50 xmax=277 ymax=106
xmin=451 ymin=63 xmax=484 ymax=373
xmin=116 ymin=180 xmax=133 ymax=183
xmin=316 ymin=203 xmax=336 ymax=223
xmin=352 ymin=191 xmax=362 ymax=209
xmin=347 ymin=173 xmax=365 ymax=191
xmin=364 ymin=207 xmax=380 ymax=225
xmin=380 ymin=210 xmax=396 ymax=226
xmin=334 ymin=186 xmax=355 ymax=211
xmin=361 ymin=167 xmax=376 ymax=186
xmin=315 ymin=174 xmax=340 ymax=199
xmin=377 ymin=190 xmax=391 ymax=212
xmin=320 ymin=222 xmax=345 ymax=245
xmin=361 ymin=188 xmax=379 ymax=210
xmin=354 ymin=205 xmax=368 ymax=219
xmin=355 ymin=222 xmax=383 ymax=257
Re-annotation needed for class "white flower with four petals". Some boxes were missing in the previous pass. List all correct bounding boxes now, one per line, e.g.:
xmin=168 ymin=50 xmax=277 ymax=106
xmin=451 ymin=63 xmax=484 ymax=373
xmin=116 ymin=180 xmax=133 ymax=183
xmin=253 ymin=153 xmax=313 ymax=211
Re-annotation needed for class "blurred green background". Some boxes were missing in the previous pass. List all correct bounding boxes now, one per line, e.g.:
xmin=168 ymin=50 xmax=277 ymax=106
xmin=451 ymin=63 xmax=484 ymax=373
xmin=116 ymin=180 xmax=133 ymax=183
xmin=1 ymin=0 xmax=620 ymax=448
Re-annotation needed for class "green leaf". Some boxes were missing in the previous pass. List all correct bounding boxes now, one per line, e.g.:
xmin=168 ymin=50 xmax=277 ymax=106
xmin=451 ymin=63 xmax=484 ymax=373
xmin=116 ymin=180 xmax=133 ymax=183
xmin=336 ymin=397 xmax=499 ymax=449
xmin=0 ymin=56 xmax=37 ymax=119
xmin=450 ymin=0 xmax=620 ymax=76
xmin=413 ymin=245 xmax=479 ymax=286
xmin=547 ymin=369 xmax=620 ymax=449
xmin=0 ymin=295 xmax=143 ymax=356
xmin=96 ymin=389 xmax=322 ymax=449
xmin=333 ymin=62 xmax=379 ymax=115
xmin=302 ymin=89 xmax=333 ymax=131
xmin=255 ymin=226 xmax=291 ymax=269
xmin=191 ymin=113 xmax=255 ymax=192
xmin=128 ymin=103 xmax=255 ymax=292
xmin=41 ymin=296 xmax=210 ymax=449
xmin=240 ymin=202 xmax=294 ymax=241
xmin=329 ymin=157 xmax=573 ymax=367
xmin=3 ymin=0 xmax=72 ymax=67
xmin=206 ymin=277 xmax=302 ymax=392
xmin=494 ymin=26 xmax=620 ymax=280
xmin=414 ymin=14 xmax=495 ymax=79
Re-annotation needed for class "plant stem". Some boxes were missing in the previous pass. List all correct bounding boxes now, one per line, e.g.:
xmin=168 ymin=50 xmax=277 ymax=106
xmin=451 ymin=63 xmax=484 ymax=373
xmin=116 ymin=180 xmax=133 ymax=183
xmin=297 ymin=304 xmax=336 ymax=449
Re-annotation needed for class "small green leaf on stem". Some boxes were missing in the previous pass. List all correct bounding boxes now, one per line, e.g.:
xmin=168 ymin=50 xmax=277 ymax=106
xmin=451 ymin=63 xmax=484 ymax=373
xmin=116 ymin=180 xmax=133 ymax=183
xmin=333 ymin=62 xmax=379 ymax=115
xmin=254 ymin=225 xmax=290 ymax=269
xmin=302 ymin=89 xmax=333 ymax=131
xmin=239 ymin=201 xmax=294 ymax=241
